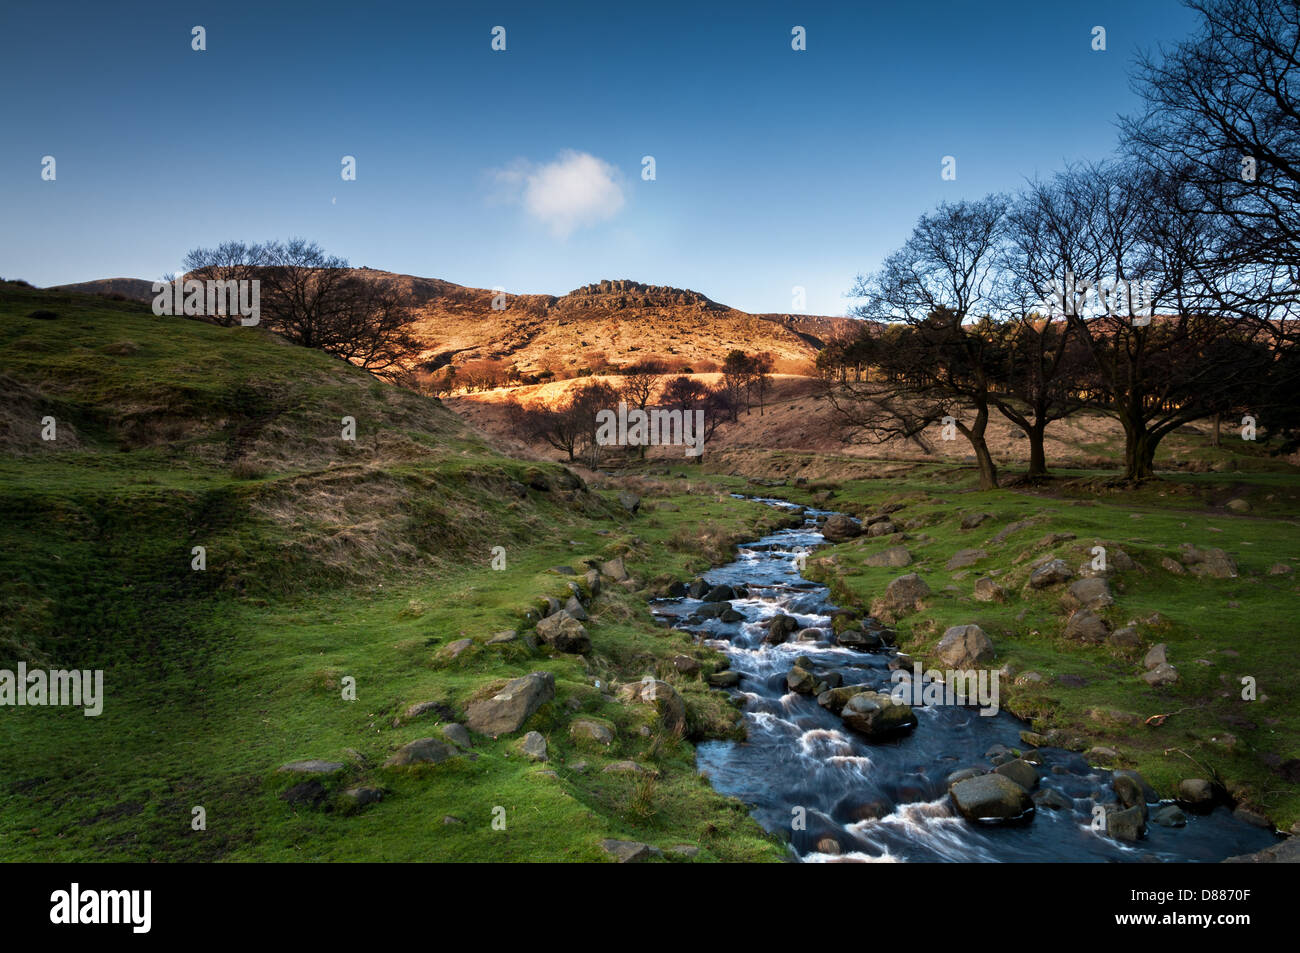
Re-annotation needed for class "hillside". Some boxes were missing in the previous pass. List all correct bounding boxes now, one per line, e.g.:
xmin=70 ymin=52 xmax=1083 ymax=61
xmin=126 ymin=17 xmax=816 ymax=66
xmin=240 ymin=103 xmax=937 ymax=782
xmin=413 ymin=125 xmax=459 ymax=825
xmin=0 ymin=282 xmax=797 ymax=861
xmin=45 ymin=277 xmax=157 ymax=301
xmin=400 ymin=275 xmax=856 ymax=376
xmin=44 ymin=270 xmax=858 ymax=378
xmin=2 ymin=282 xmax=1297 ymax=862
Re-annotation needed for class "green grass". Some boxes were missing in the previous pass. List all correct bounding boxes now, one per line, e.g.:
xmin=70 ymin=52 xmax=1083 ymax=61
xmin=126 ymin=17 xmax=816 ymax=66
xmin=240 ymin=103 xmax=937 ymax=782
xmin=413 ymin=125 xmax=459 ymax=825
xmin=4 ymin=282 xmax=1295 ymax=860
xmin=0 ymin=285 xmax=793 ymax=862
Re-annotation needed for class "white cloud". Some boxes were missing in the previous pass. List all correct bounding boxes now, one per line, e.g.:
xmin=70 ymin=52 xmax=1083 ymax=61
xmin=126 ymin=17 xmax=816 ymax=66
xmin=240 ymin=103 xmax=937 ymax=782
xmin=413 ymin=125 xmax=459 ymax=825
xmin=492 ymin=150 xmax=625 ymax=237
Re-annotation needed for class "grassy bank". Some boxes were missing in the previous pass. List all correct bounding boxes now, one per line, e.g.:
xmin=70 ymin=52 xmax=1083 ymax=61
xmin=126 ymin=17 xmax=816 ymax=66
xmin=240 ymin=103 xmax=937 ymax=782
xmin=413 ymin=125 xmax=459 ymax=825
xmin=690 ymin=458 xmax=1300 ymax=831
xmin=0 ymin=285 xmax=796 ymax=862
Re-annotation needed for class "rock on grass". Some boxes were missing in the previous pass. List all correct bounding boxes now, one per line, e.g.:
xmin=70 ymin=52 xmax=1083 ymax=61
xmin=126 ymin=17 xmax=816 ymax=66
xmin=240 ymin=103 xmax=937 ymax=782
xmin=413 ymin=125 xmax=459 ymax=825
xmin=465 ymin=671 xmax=555 ymax=737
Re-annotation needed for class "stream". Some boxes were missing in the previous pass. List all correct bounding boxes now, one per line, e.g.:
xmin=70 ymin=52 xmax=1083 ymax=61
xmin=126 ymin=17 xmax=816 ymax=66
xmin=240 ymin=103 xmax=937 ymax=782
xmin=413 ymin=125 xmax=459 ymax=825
xmin=652 ymin=497 xmax=1278 ymax=863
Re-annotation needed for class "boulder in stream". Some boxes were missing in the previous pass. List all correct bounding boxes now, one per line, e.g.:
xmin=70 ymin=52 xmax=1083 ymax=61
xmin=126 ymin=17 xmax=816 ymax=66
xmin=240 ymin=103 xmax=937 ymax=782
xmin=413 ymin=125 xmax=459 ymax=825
xmin=949 ymin=773 xmax=1034 ymax=822
xmin=839 ymin=691 xmax=918 ymax=738
xmin=765 ymin=613 xmax=799 ymax=644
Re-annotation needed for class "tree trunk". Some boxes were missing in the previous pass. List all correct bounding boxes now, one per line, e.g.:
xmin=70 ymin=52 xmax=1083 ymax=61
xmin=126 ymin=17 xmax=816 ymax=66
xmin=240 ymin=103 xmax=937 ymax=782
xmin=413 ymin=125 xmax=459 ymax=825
xmin=1122 ymin=425 xmax=1158 ymax=481
xmin=972 ymin=437 xmax=999 ymax=490
xmin=1212 ymin=414 xmax=1221 ymax=448
xmin=965 ymin=406 xmax=999 ymax=490
xmin=1026 ymin=422 xmax=1049 ymax=479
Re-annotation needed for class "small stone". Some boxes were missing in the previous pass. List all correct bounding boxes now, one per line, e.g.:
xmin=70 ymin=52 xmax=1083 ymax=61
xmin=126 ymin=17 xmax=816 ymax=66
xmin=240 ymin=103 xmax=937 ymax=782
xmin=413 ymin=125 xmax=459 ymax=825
xmin=570 ymin=718 xmax=614 ymax=746
xmin=671 ymin=654 xmax=701 ymax=675
xmin=946 ymin=549 xmax=988 ymax=570
xmin=786 ymin=665 xmax=819 ymax=695
xmin=995 ymin=759 xmax=1039 ymax=791
xmin=342 ymin=786 xmax=384 ymax=807
xmin=1063 ymin=607 xmax=1110 ymax=643
xmin=973 ymin=577 xmax=1007 ymax=603
xmin=1150 ymin=803 xmax=1187 ymax=827
xmin=521 ymin=731 xmax=548 ymax=762
xmin=1065 ymin=576 xmax=1113 ymax=610
xmin=865 ymin=546 xmax=912 ymax=568
xmin=441 ymin=637 xmax=474 ymax=660
xmin=600 ymin=556 xmax=630 ymax=581
xmin=443 ymin=723 xmax=472 ymax=748
xmin=1108 ymin=625 xmax=1142 ymax=649
xmin=1178 ymin=778 xmax=1216 ymax=808
xmin=601 ymin=839 xmax=652 ymax=862
xmin=384 ymin=737 xmax=459 ymax=767
xmin=1086 ymin=746 xmax=1120 ymax=763
xmin=1028 ymin=559 xmax=1074 ymax=589
xmin=602 ymin=760 xmax=650 ymax=776
xmin=1034 ymin=788 xmax=1073 ymax=811
xmin=1143 ymin=643 xmax=1169 ymax=670
xmin=933 ymin=623 xmax=995 ymax=669
xmin=1106 ymin=805 xmax=1146 ymax=842
xmin=534 ymin=609 xmax=592 ymax=654
xmin=949 ymin=773 xmax=1034 ymax=821
xmin=1141 ymin=663 xmax=1179 ymax=686
xmin=277 ymin=759 xmax=344 ymax=775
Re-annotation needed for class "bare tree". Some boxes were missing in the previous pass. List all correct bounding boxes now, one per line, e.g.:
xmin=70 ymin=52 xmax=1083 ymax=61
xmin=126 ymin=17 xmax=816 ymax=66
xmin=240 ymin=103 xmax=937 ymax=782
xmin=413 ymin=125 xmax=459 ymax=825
xmin=181 ymin=238 xmax=421 ymax=379
xmin=1125 ymin=0 xmax=1300 ymax=307
xmin=837 ymin=195 xmax=1011 ymax=489
xmin=619 ymin=360 xmax=664 ymax=459
xmin=181 ymin=240 xmax=268 ymax=326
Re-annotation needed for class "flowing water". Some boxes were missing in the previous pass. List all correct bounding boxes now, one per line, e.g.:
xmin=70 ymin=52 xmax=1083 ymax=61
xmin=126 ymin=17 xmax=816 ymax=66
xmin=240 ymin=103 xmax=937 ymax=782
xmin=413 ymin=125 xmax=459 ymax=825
xmin=654 ymin=498 xmax=1278 ymax=863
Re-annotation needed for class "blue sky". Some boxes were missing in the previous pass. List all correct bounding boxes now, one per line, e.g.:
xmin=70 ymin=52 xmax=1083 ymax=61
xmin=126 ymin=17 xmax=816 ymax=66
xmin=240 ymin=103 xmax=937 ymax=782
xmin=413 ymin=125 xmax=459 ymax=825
xmin=0 ymin=0 xmax=1199 ymax=315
